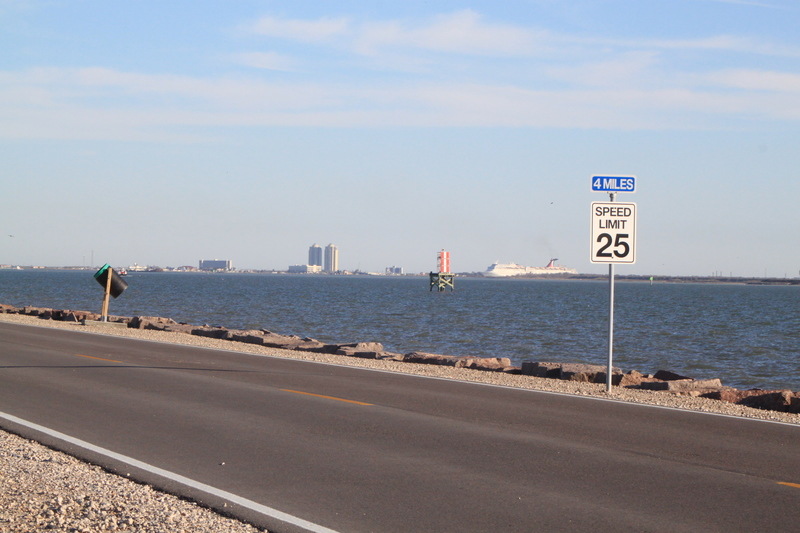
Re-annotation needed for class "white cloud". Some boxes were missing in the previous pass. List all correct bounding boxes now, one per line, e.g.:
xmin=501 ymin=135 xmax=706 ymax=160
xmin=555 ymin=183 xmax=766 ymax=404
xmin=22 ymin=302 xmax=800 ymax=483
xmin=355 ymin=9 xmax=540 ymax=56
xmin=241 ymin=10 xmax=800 ymax=63
xmin=230 ymin=51 xmax=296 ymax=71
xmin=709 ymin=68 xmax=800 ymax=91
xmin=698 ymin=0 xmax=786 ymax=8
xmin=3 ymin=55 xmax=800 ymax=143
xmin=245 ymin=10 xmax=541 ymax=58
xmin=248 ymin=15 xmax=350 ymax=43
xmin=547 ymin=51 xmax=662 ymax=88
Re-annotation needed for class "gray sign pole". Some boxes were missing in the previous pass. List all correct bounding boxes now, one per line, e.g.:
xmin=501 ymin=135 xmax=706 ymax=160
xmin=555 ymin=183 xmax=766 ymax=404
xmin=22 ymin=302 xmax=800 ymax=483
xmin=606 ymin=192 xmax=616 ymax=393
xmin=590 ymin=175 xmax=636 ymax=393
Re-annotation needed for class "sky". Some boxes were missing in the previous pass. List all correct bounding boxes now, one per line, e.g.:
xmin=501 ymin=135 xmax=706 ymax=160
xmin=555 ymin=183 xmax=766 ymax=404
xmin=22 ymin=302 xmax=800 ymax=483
xmin=1 ymin=0 xmax=799 ymax=277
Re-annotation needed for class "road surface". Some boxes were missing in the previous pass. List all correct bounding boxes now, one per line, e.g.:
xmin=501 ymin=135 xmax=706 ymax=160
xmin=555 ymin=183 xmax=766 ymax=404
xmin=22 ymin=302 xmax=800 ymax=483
xmin=0 ymin=321 xmax=798 ymax=532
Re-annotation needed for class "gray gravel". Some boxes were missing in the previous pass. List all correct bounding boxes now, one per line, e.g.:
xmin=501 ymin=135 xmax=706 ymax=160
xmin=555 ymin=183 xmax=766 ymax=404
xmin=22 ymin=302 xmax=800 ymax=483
xmin=0 ymin=430 xmax=265 ymax=533
xmin=1 ymin=313 xmax=797 ymax=532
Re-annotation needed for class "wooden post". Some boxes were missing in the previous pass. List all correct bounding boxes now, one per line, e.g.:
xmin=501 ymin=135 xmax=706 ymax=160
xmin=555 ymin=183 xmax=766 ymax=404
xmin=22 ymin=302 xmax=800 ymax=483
xmin=429 ymin=272 xmax=455 ymax=292
xmin=101 ymin=267 xmax=113 ymax=322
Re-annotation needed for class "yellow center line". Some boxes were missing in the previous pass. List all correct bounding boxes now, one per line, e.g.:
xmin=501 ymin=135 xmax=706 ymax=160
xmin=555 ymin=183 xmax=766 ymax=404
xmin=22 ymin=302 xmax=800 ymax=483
xmin=281 ymin=389 xmax=373 ymax=406
xmin=74 ymin=353 xmax=124 ymax=364
xmin=778 ymin=482 xmax=800 ymax=489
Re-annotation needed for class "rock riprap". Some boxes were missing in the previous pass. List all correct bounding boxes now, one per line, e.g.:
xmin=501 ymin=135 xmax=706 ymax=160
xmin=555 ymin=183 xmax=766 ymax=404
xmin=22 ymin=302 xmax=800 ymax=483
xmin=2 ymin=303 xmax=799 ymax=415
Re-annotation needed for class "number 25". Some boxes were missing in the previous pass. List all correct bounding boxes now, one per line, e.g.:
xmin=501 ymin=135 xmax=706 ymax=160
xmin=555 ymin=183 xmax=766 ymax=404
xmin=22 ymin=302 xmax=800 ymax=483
xmin=596 ymin=233 xmax=630 ymax=258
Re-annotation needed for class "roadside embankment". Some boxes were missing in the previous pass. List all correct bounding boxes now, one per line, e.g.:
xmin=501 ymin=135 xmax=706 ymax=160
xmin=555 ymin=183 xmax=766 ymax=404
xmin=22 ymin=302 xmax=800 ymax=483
xmin=1 ymin=304 xmax=799 ymax=421
xmin=0 ymin=306 xmax=797 ymax=533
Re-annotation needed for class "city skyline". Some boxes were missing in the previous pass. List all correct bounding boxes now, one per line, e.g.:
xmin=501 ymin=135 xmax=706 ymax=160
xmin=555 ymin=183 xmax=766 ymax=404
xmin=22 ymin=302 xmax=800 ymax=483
xmin=1 ymin=1 xmax=798 ymax=277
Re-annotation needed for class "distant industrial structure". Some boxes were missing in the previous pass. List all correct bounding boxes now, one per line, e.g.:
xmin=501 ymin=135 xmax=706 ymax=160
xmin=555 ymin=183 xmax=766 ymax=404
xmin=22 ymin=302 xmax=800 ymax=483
xmin=385 ymin=266 xmax=404 ymax=275
xmin=324 ymin=244 xmax=339 ymax=273
xmin=199 ymin=259 xmax=233 ymax=271
xmin=429 ymin=249 xmax=454 ymax=291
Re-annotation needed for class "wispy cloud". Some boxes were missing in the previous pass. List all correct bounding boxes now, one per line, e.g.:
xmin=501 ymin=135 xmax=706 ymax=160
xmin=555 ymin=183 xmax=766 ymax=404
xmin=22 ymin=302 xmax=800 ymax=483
xmin=2 ymin=62 xmax=799 ymax=143
xmin=709 ymin=68 xmax=800 ymax=91
xmin=247 ymin=15 xmax=350 ymax=43
xmin=353 ymin=9 xmax=541 ymax=56
xmin=245 ymin=10 xmax=543 ymax=57
xmin=547 ymin=51 xmax=663 ymax=88
xmin=3 ymin=9 xmax=799 ymax=140
xmin=697 ymin=0 xmax=787 ymax=8
xmin=243 ymin=9 xmax=800 ymax=58
xmin=230 ymin=51 xmax=296 ymax=72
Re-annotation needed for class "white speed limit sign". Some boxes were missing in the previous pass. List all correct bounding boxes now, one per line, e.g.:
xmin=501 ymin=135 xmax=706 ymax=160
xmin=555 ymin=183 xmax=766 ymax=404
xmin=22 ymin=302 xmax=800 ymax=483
xmin=590 ymin=202 xmax=637 ymax=264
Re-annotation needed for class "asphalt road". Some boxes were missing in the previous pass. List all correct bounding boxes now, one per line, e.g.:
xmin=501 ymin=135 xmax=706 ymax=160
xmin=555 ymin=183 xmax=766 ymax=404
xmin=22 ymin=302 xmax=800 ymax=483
xmin=0 ymin=321 xmax=798 ymax=532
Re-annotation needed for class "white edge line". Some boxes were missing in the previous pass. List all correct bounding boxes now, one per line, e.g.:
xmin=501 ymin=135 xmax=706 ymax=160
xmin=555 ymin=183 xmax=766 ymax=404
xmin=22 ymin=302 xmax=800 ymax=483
xmin=0 ymin=410 xmax=339 ymax=533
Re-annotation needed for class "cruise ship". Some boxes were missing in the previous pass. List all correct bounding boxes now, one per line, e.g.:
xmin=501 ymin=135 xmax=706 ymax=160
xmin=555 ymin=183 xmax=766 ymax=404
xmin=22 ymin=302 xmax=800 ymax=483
xmin=482 ymin=258 xmax=577 ymax=277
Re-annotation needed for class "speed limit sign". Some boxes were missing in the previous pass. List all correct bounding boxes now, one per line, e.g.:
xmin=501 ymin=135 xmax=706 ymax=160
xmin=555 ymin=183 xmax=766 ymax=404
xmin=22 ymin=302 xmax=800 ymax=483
xmin=590 ymin=202 xmax=637 ymax=264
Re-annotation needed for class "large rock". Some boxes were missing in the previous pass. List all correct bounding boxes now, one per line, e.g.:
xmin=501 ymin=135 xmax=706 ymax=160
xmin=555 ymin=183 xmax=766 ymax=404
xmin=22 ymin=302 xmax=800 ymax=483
xmin=705 ymin=389 xmax=799 ymax=412
xmin=64 ymin=310 xmax=100 ymax=323
xmin=521 ymin=362 xmax=563 ymax=378
xmin=336 ymin=342 xmax=385 ymax=358
xmin=260 ymin=333 xmax=325 ymax=351
xmin=521 ymin=362 xmax=621 ymax=382
xmin=291 ymin=338 xmax=330 ymax=352
xmin=158 ymin=323 xmax=196 ymax=334
xmin=619 ymin=370 xmax=647 ymax=387
xmin=559 ymin=363 xmax=621 ymax=383
xmin=640 ymin=378 xmax=723 ymax=392
xmin=457 ymin=357 xmax=513 ymax=372
xmin=22 ymin=306 xmax=53 ymax=318
xmin=653 ymin=370 xmax=693 ymax=381
xmin=129 ymin=316 xmax=178 ymax=329
xmin=704 ymin=389 xmax=764 ymax=403
xmin=228 ymin=329 xmax=271 ymax=344
xmin=40 ymin=309 xmax=97 ymax=322
xmin=191 ymin=326 xmax=233 ymax=340
xmin=402 ymin=352 xmax=463 ymax=366
xmin=741 ymin=390 xmax=798 ymax=413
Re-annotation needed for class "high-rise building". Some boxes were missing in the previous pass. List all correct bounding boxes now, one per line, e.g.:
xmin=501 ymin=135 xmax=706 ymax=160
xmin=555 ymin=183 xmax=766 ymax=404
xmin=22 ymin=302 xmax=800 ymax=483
xmin=199 ymin=259 xmax=233 ymax=271
xmin=308 ymin=244 xmax=323 ymax=267
xmin=324 ymin=244 xmax=339 ymax=273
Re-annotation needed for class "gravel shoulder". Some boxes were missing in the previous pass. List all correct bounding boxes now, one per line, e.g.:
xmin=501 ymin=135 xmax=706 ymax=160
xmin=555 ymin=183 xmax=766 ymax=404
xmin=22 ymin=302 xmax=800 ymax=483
xmin=1 ymin=313 xmax=797 ymax=532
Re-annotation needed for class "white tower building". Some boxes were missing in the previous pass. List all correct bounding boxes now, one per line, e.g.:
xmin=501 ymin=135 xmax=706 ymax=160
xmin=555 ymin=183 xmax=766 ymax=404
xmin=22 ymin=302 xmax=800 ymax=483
xmin=324 ymin=244 xmax=339 ymax=273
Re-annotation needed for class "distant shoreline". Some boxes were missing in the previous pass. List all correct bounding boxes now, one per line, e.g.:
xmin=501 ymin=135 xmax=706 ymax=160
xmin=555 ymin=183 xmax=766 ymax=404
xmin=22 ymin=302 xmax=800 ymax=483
xmin=2 ymin=266 xmax=798 ymax=286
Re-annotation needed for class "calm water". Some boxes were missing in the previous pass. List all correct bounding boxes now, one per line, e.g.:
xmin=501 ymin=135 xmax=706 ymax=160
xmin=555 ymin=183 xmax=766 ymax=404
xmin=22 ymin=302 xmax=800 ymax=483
xmin=1 ymin=270 xmax=797 ymax=391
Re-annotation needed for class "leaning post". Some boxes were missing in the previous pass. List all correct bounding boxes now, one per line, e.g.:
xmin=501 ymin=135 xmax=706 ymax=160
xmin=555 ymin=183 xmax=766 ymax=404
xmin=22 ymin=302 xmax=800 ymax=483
xmin=93 ymin=264 xmax=129 ymax=323
xmin=101 ymin=266 xmax=113 ymax=322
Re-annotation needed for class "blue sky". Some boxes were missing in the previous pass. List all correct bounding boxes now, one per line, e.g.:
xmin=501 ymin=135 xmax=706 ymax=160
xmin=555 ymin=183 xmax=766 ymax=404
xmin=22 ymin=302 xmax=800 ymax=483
xmin=1 ymin=0 xmax=798 ymax=276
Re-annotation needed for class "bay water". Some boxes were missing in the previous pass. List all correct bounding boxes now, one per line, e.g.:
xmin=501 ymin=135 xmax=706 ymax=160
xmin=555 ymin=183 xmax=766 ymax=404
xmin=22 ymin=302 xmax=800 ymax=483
xmin=1 ymin=270 xmax=797 ymax=391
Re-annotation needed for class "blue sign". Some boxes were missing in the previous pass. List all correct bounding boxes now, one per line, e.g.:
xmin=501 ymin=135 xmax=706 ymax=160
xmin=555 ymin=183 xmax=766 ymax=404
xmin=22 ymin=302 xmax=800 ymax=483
xmin=592 ymin=175 xmax=636 ymax=193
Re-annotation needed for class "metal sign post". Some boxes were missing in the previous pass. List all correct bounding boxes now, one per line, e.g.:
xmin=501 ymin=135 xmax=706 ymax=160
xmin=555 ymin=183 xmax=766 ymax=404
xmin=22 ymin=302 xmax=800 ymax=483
xmin=607 ymin=193 xmax=616 ymax=393
xmin=590 ymin=176 xmax=637 ymax=392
